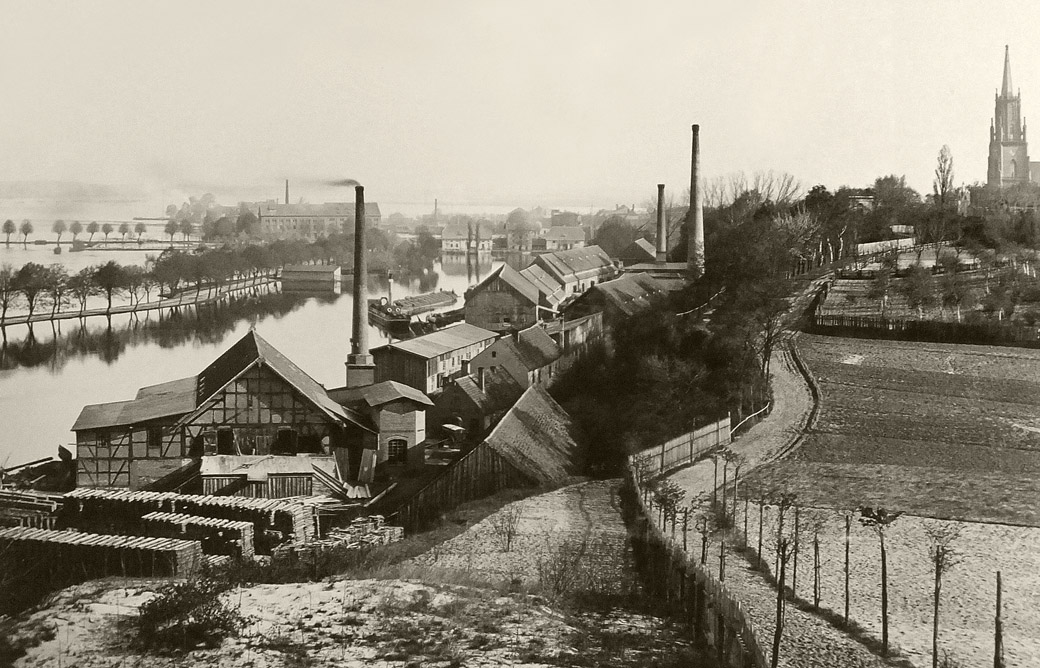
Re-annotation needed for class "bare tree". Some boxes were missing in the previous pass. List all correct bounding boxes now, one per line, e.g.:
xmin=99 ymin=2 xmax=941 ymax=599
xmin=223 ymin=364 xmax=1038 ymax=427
xmin=490 ymin=501 xmax=525 ymax=552
xmin=933 ymin=145 xmax=955 ymax=210
xmin=925 ymin=522 xmax=963 ymax=668
xmin=771 ymin=534 xmax=795 ymax=668
xmin=859 ymin=506 xmax=903 ymax=656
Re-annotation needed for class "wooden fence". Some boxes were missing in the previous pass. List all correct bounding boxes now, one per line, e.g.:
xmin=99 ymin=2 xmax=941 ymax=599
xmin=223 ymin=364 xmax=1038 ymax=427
xmin=631 ymin=417 xmax=732 ymax=479
xmin=811 ymin=313 xmax=1040 ymax=348
xmin=626 ymin=467 xmax=769 ymax=668
xmin=386 ymin=443 xmax=530 ymax=532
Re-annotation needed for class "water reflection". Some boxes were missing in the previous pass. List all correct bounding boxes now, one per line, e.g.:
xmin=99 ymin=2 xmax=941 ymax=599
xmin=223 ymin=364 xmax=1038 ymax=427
xmin=0 ymin=287 xmax=307 ymax=373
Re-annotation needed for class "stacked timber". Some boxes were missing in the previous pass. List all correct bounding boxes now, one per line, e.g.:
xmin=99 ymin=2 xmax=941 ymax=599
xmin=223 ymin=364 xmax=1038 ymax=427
xmin=62 ymin=488 xmax=315 ymax=553
xmin=0 ymin=490 xmax=63 ymax=529
xmin=0 ymin=526 xmax=200 ymax=578
xmin=272 ymin=515 xmax=403 ymax=563
xmin=141 ymin=512 xmax=255 ymax=559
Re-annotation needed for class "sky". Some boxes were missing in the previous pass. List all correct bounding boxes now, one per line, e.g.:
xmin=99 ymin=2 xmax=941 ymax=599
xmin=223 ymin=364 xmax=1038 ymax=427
xmin=0 ymin=1 xmax=1038 ymax=212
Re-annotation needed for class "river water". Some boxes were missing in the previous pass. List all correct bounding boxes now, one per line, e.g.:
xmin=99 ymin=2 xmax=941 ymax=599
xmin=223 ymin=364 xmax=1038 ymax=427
xmin=0 ymin=249 xmax=502 ymax=466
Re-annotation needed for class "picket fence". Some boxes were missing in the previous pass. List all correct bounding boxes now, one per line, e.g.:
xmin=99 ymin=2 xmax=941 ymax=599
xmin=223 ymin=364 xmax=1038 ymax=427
xmin=631 ymin=417 xmax=732 ymax=478
xmin=626 ymin=465 xmax=770 ymax=668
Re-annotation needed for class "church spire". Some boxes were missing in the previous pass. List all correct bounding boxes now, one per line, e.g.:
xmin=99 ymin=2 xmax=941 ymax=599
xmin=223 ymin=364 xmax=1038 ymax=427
xmin=1002 ymin=45 xmax=1013 ymax=97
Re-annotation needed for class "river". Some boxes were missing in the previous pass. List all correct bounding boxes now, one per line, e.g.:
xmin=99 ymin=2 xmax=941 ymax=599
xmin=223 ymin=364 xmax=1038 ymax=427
xmin=0 ymin=250 xmax=502 ymax=467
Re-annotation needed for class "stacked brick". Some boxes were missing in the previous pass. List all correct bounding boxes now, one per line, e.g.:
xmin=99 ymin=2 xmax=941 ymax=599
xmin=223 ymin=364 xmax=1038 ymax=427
xmin=141 ymin=512 xmax=255 ymax=559
xmin=0 ymin=526 xmax=201 ymax=578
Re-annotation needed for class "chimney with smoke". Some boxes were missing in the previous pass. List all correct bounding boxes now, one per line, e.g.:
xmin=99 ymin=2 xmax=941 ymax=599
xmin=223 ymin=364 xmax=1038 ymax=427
xmin=687 ymin=124 xmax=705 ymax=278
xmin=656 ymin=183 xmax=667 ymax=262
xmin=345 ymin=184 xmax=376 ymax=387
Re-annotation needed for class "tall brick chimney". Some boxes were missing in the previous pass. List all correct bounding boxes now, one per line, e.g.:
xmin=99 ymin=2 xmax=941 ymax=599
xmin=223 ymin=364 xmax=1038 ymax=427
xmin=285 ymin=179 xmax=289 ymax=205
xmin=345 ymin=185 xmax=375 ymax=387
xmin=688 ymin=124 xmax=705 ymax=278
xmin=656 ymin=183 xmax=667 ymax=262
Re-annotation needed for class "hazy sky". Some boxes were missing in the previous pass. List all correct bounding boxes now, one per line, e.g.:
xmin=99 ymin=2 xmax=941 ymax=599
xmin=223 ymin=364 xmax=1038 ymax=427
xmin=0 ymin=1 xmax=1038 ymax=210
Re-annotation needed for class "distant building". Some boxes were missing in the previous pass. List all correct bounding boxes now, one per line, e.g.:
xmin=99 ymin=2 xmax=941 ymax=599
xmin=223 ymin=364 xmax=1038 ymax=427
xmin=440 ymin=222 xmax=493 ymax=253
xmin=470 ymin=325 xmax=562 ymax=389
xmin=371 ymin=323 xmax=499 ymax=394
xmin=543 ymin=226 xmax=586 ymax=251
xmin=258 ymin=202 xmax=382 ymax=241
xmin=530 ymin=245 xmax=617 ymax=298
xmin=988 ymin=46 xmax=1038 ymax=188
xmin=550 ymin=210 xmax=582 ymax=227
xmin=280 ymin=264 xmax=341 ymax=293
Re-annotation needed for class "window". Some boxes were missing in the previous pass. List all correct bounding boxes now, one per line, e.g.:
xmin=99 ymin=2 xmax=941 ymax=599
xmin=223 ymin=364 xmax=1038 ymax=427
xmin=147 ymin=426 xmax=163 ymax=456
xmin=388 ymin=439 xmax=408 ymax=465
xmin=491 ymin=350 xmax=497 ymax=358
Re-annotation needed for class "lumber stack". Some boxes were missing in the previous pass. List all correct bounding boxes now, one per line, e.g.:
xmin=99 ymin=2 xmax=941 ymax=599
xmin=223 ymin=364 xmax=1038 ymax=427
xmin=0 ymin=526 xmax=201 ymax=578
xmin=62 ymin=488 xmax=315 ymax=553
xmin=141 ymin=511 xmax=255 ymax=559
xmin=272 ymin=515 xmax=403 ymax=563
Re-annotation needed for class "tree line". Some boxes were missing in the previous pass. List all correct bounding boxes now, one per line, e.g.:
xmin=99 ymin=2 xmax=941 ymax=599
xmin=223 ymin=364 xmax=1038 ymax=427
xmin=0 ymin=230 xmax=443 ymax=323
xmin=2 ymin=219 xmax=151 ymax=248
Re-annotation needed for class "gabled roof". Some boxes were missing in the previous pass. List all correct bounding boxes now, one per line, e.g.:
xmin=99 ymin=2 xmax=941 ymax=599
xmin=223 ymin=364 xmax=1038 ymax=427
xmin=73 ymin=376 xmax=198 ymax=431
xmin=452 ymin=366 xmax=523 ymax=414
xmin=532 ymin=245 xmax=614 ymax=283
xmin=469 ymin=265 xmax=540 ymax=306
xmin=620 ymin=238 xmax=656 ymax=261
xmin=183 ymin=330 xmax=374 ymax=432
xmin=440 ymin=222 xmax=487 ymax=240
xmin=483 ymin=385 xmax=583 ymax=485
xmin=372 ymin=322 xmax=499 ymax=360
xmin=518 ymin=264 xmax=565 ymax=307
xmin=328 ymin=380 xmax=434 ymax=408
xmin=544 ymin=227 xmax=585 ymax=242
xmin=573 ymin=273 xmax=667 ymax=317
xmin=514 ymin=326 xmax=562 ymax=370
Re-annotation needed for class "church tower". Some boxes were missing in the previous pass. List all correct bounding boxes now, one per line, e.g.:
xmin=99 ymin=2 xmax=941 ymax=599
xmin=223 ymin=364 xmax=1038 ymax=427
xmin=988 ymin=46 xmax=1031 ymax=187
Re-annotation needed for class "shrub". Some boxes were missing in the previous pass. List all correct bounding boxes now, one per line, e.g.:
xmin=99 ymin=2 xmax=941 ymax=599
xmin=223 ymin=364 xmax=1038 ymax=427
xmin=137 ymin=577 xmax=249 ymax=652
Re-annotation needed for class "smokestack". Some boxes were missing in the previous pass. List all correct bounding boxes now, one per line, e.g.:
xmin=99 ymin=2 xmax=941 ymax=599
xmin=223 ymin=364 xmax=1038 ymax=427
xmin=345 ymin=185 xmax=375 ymax=387
xmin=655 ymin=183 xmax=667 ymax=263
xmin=687 ymin=124 xmax=705 ymax=278
xmin=285 ymin=179 xmax=289 ymax=205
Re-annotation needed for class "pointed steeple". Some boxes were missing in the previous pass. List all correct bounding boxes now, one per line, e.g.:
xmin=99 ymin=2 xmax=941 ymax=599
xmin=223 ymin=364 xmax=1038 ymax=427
xmin=1002 ymin=45 xmax=1013 ymax=97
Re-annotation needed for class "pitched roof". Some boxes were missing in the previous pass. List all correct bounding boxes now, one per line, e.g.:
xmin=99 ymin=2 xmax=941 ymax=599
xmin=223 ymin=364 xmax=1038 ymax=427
xmin=73 ymin=376 xmax=199 ymax=431
xmin=453 ymin=366 xmax=523 ymax=413
xmin=518 ymin=264 xmax=565 ymax=306
xmin=373 ymin=322 xmax=499 ymax=359
xmin=200 ymin=455 xmax=339 ymax=477
xmin=532 ymin=245 xmax=614 ymax=283
xmin=328 ymin=380 xmax=434 ymax=408
xmin=514 ymin=326 xmax=562 ymax=370
xmin=186 ymin=330 xmax=373 ymax=431
xmin=620 ymin=238 xmax=656 ymax=261
xmin=544 ymin=226 xmax=585 ymax=242
xmin=579 ymin=273 xmax=667 ymax=317
xmin=440 ymin=222 xmax=487 ymax=240
xmin=483 ymin=385 xmax=583 ymax=485
xmin=468 ymin=265 xmax=540 ymax=306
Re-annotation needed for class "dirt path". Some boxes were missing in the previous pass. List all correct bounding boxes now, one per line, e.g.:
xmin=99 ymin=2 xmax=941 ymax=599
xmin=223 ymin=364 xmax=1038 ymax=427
xmin=409 ymin=479 xmax=630 ymax=587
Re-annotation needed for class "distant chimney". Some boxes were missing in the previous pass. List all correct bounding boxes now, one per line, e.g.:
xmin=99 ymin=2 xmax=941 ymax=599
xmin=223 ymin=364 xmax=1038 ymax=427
xmin=285 ymin=179 xmax=289 ymax=205
xmin=655 ymin=183 xmax=667 ymax=263
xmin=345 ymin=185 xmax=375 ymax=387
xmin=478 ymin=367 xmax=485 ymax=392
xmin=687 ymin=124 xmax=705 ymax=278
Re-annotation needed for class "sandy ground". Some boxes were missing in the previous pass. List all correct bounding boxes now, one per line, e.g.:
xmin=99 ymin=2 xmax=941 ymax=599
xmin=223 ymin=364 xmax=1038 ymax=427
xmin=7 ymin=479 xmax=701 ymax=668
xmin=408 ymin=479 xmax=630 ymax=588
xmin=741 ymin=504 xmax=1040 ymax=668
